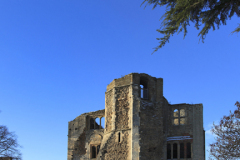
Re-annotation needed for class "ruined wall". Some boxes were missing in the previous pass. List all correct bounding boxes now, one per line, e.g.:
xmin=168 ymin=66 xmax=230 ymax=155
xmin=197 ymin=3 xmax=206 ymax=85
xmin=166 ymin=103 xmax=205 ymax=160
xmin=68 ymin=115 xmax=87 ymax=160
xmin=67 ymin=109 xmax=105 ymax=160
xmin=67 ymin=73 xmax=205 ymax=160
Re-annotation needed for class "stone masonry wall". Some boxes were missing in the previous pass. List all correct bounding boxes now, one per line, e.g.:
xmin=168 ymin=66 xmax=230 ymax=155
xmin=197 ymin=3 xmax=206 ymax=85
xmin=68 ymin=115 xmax=87 ymax=160
xmin=68 ymin=109 xmax=105 ymax=160
xmin=115 ymin=86 xmax=130 ymax=130
xmin=139 ymin=100 xmax=164 ymax=160
xmin=105 ymin=90 xmax=113 ymax=132
xmin=100 ymin=130 xmax=130 ymax=160
xmin=100 ymin=84 xmax=131 ymax=160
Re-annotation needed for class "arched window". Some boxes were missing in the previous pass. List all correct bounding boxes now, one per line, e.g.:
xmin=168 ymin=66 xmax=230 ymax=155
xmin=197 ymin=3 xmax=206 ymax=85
xmin=140 ymin=78 xmax=148 ymax=99
xmin=173 ymin=143 xmax=178 ymax=159
xmin=92 ymin=146 xmax=96 ymax=158
xmin=91 ymin=144 xmax=101 ymax=159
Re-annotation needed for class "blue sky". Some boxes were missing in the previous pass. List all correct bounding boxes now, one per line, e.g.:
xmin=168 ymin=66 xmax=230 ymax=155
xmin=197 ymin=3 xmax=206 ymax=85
xmin=0 ymin=0 xmax=239 ymax=159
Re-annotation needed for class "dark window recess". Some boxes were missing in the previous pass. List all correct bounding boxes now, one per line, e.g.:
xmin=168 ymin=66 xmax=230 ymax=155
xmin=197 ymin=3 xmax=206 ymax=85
xmin=118 ymin=132 xmax=121 ymax=143
xmin=173 ymin=143 xmax=178 ymax=159
xmin=97 ymin=145 xmax=100 ymax=154
xmin=141 ymin=88 xmax=148 ymax=99
xmin=187 ymin=143 xmax=191 ymax=158
xmin=180 ymin=143 xmax=184 ymax=159
xmin=167 ymin=144 xmax=171 ymax=159
xmin=92 ymin=146 xmax=96 ymax=158
xmin=140 ymin=78 xmax=148 ymax=99
xmin=90 ymin=118 xmax=95 ymax=129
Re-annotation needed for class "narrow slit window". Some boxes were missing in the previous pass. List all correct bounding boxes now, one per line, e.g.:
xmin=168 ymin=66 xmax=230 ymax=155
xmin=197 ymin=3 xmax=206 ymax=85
xmin=140 ymin=78 xmax=148 ymax=99
xmin=173 ymin=143 xmax=178 ymax=159
xmin=118 ymin=132 xmax=121 ymax=143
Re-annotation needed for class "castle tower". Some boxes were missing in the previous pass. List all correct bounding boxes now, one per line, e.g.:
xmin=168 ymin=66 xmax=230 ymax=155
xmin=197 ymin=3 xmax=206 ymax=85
xmin=99 ymin=73 xmax=165 ymax=159
xmin=67 ymin=73 xmax=205 ymax=160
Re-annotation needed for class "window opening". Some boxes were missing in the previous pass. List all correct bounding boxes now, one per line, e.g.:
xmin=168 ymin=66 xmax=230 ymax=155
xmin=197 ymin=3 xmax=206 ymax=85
xmin=187 ymin=143 xmax=191 ymax=158
xmin=101 ymin=117 xmax=105 ymax=129
xmin=92 ymin=146 xmax=96 ymax=158
xmin=173 ymin=109 xmax=179 ymax=125
xmin=173 ymin=109 xmax=186 ymax=125
xmin=118 ymin=132 xmax=121 ymax=143
xmin=140 ymin=78 xmax=148 ymax=99
xmin=97 ymin=145 xmax=100 ymax=154
xmin=95 ymin=117 xmax=100 ymax=129
xmin=180 ymin=143 xmax=184 ymax=159
xmin=91 ymin=144 xmax=101 ymax=159
xmin=173 ymin=143 xmax=178 ymax=159
xmin=180 ymin=109 xmax=186 ymax=125
xmin=90 ymin=118 xmax=95 ymax=129
xmin=167 ymin=143 xmax=171 ymax=159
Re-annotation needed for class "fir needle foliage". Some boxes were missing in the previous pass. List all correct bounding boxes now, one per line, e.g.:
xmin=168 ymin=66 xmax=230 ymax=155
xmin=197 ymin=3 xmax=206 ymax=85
xmin=142 ymin=0 xmax=240 ymax=53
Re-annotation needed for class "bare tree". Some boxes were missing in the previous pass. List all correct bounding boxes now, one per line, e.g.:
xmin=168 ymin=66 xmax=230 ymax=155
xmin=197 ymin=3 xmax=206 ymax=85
xmin=209 ymin=101 xmax=240 ymax=160
xmin=0 ymin=125 xmax=22 ymax=160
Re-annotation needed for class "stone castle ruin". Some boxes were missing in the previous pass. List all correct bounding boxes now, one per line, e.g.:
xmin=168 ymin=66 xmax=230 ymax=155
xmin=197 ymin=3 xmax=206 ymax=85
xmin=67 ymin=73 xmax=205 ymax=160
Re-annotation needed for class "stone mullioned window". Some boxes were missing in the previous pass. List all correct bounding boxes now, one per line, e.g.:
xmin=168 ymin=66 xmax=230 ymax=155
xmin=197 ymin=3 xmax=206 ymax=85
xmin=173 ymin=109 xmax=186 ymax=125
xmin=167 ymin=142 xmax=192 ymax=159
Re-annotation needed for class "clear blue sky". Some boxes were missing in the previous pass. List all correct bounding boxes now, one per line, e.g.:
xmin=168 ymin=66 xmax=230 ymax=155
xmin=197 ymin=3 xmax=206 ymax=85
xmin=0 ymin=0 xmax=239 ymax=159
